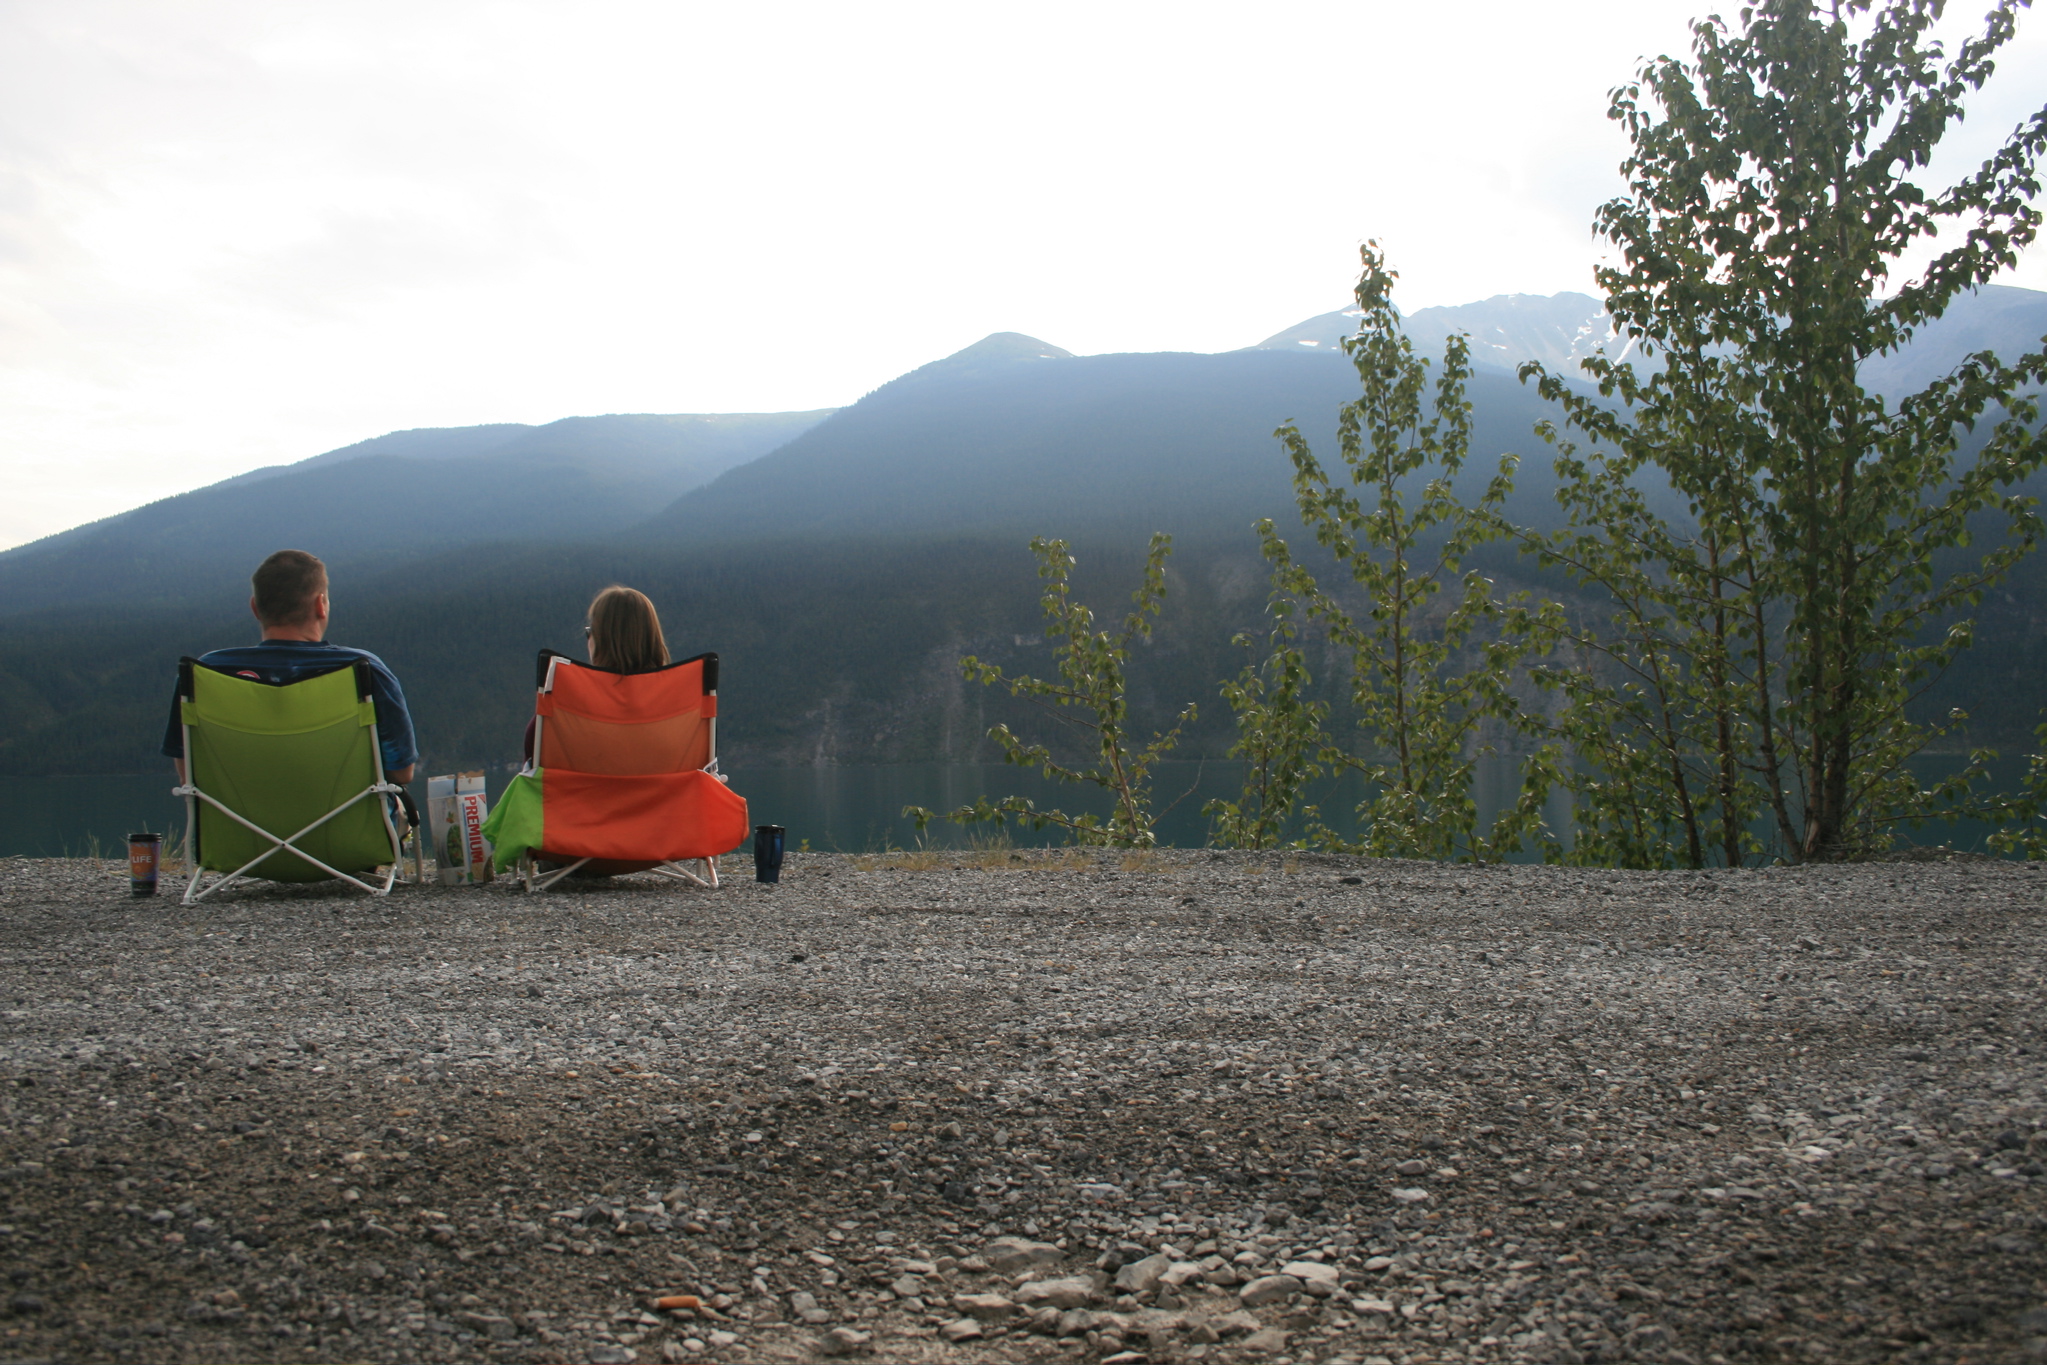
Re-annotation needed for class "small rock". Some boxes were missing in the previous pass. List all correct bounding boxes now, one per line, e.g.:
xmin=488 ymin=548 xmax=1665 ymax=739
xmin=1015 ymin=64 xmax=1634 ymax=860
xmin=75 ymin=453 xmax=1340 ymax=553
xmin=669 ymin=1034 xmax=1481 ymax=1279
xmin=1280 ymin=1261 xmax=1340 ymax=1297
xmin=939 ymin=1318 xmax=983 ymax=1342
xmin=1627 ymin=1322 xmax=1673 ymax=1348
xmin=1017 ymin=1275 xmax=1098 ymax=1310
xmin=1112 ymin=1252 xmax=1171 ymax=1296
xmin=952 ymin=1293 xmax=1018 ymax=1322
xmin=983 ymin=1236 xmax=1064 ymax=1274
xmin=706 ymin=1331 xmax=737 ymax=1348
xmin=1097 ymin=1240 xmax=1151 ymax=1271
xmin=453 ymin=1312 xmax=516 ymax=1341
xmin=1211 ymin=1309 xmax=1262 ymax=1337
xmin=1390 ymin=1187 xmax=1430 ymax=1203
xmin=1054 ymin=1307 xmax=1102 ymax=1337
xmin=586 ymin=1346 xmax=636 ymax=1365
xmin=1239 ymin=1274 xmax=1301 ymax=1307
xmin=1394 ymin=1159 xmax=1429 ymax=1176
xmin=1242 ymin=1325 xmax=1289 ymax=1354
xmin=788 ymin=1290 xmax=831 ymax=1324
xmin=818 ymin=1326 xmax=870 ymax=1356
xmin=8 ymin=1294 xmax=45 ymax=1315
xmin=888 ymin=1274 xmax=923 ymax=1298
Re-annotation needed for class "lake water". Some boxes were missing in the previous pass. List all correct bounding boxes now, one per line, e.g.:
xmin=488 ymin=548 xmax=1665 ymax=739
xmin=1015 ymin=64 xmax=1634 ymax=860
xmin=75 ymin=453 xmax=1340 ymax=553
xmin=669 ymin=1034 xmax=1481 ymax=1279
xmin=2 ymin=756 xmax=2024 ymax=862
xmin=0 ymin=759 xmax=1546 ymax=859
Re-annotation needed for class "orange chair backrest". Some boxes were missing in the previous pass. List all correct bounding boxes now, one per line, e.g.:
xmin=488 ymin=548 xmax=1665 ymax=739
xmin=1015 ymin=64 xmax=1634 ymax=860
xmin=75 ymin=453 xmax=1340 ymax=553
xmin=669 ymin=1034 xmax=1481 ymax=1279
xmin=535 ymin=655 xmax=715 ymax=776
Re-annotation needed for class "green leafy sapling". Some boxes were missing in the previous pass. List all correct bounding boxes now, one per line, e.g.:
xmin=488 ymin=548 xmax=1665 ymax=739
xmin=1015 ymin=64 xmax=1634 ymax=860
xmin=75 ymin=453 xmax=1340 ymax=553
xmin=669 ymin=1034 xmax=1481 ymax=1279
xmin=1263 ymin=241 xmax=1557 ymax=862
xmin=907 ymin=534 xmax=1196 ymax=847
xmin=1204 ymin=558 xmax=1328 ymax=849
xmin=1518 ymin=0 xmax=2047 ymax=863
xmin=1977 ymin=722 xmax=2047 ymax=859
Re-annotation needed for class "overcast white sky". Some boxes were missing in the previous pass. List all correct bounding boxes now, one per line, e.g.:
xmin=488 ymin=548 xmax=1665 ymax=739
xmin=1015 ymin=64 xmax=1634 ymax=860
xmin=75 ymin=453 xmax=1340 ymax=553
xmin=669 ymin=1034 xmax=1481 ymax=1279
xmin=3 ymin=0 xmax=2044 ymax=551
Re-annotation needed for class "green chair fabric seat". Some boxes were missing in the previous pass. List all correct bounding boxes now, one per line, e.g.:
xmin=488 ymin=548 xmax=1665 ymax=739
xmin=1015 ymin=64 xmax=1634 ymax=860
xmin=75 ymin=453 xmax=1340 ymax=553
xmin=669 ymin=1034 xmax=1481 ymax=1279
xmin=172 ymin=658 xmax=411 ymax=903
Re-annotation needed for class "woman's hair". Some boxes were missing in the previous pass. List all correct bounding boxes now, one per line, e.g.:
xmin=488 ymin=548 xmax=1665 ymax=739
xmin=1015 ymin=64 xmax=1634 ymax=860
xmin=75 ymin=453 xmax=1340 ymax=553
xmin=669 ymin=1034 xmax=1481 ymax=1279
xmin=586 ymin=585 xmax=670 ymax=673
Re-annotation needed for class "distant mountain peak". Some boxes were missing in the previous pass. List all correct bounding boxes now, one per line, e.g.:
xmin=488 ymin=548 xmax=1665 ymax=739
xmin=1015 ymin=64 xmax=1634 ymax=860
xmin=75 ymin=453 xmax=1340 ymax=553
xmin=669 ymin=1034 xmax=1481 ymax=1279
xmin=1249 ymin=291 xmax=1630 ymax=371
xmin=863 ymin=332 xmax=1075 ymax=402
xmin=1248 ymin=309 xmax=1363 ymax=353
xmin=943 ymin=332 xmax=1074 ymax=363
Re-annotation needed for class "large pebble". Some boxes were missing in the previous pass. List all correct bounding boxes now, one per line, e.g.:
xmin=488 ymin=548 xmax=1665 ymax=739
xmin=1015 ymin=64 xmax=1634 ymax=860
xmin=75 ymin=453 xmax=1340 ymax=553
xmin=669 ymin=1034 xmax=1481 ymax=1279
xmin=1238 ymin=1275 xmax=1301 ymax=1308
xmin=983 ymin=1237 xmax=1063 ymax=1274
xmin=1017 ymin=1276 xmax=1098 ymax=1311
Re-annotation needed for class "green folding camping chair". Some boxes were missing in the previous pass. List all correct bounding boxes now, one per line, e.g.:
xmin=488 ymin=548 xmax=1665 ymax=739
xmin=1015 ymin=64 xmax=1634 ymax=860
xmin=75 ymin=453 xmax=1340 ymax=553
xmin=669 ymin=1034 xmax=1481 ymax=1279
xmin=171 ymin=658 xmax=418 ymax=904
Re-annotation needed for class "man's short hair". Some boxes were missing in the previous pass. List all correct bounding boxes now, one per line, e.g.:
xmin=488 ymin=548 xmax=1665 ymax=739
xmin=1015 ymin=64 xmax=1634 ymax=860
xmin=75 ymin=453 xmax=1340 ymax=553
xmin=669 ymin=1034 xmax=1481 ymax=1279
xmin=251 ymin=550 xmax=328 ymax=626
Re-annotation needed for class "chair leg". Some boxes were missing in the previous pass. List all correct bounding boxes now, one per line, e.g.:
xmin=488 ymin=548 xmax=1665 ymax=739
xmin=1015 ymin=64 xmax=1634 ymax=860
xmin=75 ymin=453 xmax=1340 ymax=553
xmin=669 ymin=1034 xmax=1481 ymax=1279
xmin=529 ymin=857 xmax=590 ymax=893
xmin=176 ymin=782 xmax=399 ymax=900
xmin=649 ymin=861 xmax=714 ymax=888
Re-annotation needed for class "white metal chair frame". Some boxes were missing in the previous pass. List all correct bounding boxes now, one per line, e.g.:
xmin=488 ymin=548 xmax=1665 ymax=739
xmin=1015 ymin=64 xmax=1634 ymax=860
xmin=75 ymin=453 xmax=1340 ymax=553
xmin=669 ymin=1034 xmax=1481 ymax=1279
xmin=172 ymin=664 xmax=416 ymax=905
xmin=519 ymin=651 xmax=725 ymax=894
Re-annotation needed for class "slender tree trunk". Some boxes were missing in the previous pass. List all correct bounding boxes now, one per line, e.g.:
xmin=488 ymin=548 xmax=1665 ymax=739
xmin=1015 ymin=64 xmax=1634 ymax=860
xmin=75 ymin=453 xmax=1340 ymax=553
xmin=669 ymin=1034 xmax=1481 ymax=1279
xmin=1731 ymin=514 xmax=1800 ymax=854
xmin=1706 ymin=536 xmax=1745 ymax=867
xmin=1644 ymin=634 xmax=1704 ymax=868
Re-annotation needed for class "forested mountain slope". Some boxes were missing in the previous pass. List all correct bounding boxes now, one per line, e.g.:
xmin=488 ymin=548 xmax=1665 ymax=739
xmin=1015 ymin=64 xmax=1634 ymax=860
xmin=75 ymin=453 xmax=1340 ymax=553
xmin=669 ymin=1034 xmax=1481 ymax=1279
xmin=4 ymin=286 xmax=2043 ymax=777
xmin=1255 ymin=282 xmax=2047 ymax=396
xmin=0 ymin=410 xmax=834 ymax=618
xmin=637 ymin=333 xmax=1563 ymax=546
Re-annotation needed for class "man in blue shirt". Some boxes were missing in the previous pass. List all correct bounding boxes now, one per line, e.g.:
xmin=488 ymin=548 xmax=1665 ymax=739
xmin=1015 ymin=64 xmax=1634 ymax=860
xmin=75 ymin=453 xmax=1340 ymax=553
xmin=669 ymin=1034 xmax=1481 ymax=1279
xmin=162 ymin=550 xmax=418 ymax=783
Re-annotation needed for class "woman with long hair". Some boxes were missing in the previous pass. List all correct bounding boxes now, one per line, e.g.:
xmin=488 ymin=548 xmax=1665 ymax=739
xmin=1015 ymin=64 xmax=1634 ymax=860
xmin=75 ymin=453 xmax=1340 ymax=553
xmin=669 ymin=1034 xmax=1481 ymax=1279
xmin=522 ymin=585 xmax=671 ymax=764
xmin=584 ymin=585 xmax=669 ymax=673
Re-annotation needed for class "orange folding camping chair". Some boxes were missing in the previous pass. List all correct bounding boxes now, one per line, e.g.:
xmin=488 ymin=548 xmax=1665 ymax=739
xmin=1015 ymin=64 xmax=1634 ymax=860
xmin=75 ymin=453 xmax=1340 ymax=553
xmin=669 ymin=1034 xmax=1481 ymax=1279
xmin=481 ymin=649 xmax=750 ymax=892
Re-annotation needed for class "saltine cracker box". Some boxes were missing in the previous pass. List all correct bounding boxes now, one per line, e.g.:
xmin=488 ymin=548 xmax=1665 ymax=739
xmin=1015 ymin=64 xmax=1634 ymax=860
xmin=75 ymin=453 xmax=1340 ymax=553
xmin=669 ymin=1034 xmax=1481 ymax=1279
xmin=427 ymin=772 xmax=494 ymax=885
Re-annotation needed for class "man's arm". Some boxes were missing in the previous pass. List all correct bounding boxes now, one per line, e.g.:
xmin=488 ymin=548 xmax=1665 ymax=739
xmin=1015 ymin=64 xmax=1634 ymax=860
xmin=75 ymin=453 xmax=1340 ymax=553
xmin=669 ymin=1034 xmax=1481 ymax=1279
xmin=364 ymin=657 xmax=419 ymax=787
xmin=163 ymin=690 xmax=187 ymax=786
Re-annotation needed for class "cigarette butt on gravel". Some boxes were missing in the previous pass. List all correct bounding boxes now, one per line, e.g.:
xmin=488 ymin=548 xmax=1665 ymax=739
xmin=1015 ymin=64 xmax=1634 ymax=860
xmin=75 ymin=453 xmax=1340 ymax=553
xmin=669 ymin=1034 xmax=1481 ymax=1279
xmin=654 ymin=1295 xmax=704 ymax=1312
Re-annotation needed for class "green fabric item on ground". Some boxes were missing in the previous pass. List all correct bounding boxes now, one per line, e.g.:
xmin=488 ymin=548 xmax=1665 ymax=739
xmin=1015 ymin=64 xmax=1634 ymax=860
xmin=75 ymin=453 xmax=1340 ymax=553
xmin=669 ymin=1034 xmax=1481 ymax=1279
xmin=482 ymin=770 xmax=545 ymax=872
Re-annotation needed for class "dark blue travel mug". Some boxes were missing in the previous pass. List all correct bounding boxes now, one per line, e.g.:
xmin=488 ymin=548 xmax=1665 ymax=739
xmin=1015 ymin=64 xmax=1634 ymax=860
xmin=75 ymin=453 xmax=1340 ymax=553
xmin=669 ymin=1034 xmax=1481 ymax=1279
xmin=753 ymin=825 xmax=786 ymax=883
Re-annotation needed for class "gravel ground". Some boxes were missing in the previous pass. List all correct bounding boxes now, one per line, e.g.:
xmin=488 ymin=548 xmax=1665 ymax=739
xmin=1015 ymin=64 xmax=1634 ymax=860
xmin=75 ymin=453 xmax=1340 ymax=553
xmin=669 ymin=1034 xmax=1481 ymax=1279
xmin=0 ymin=849 xmax=2043 ymax=1365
